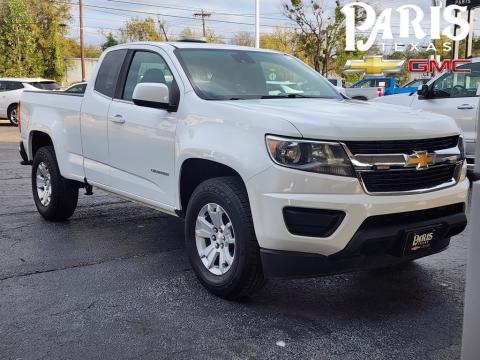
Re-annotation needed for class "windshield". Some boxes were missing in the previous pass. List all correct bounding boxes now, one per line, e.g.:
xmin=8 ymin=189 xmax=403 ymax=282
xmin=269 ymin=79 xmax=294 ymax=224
xmin=29 ymin=81 xmax=59 ymax=90
xmin=175 ymin=49 xmax=340 ymax=100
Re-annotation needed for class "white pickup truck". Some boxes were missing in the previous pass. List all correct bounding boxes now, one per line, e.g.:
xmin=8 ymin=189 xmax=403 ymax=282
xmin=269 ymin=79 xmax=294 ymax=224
xmin=19 ymin=42 xmax=469 ymax=299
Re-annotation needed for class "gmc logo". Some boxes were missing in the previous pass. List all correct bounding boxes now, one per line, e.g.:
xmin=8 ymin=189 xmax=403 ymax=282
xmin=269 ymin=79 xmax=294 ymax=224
xmin=408 ymin=59 xmax=471 ymax=73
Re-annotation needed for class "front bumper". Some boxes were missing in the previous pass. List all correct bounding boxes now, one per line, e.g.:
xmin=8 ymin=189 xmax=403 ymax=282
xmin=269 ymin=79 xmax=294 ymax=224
xmin=260 ymin=203 xmax=466 ymax=278
xmin=247 ymin=165 xmax=469 ymax=257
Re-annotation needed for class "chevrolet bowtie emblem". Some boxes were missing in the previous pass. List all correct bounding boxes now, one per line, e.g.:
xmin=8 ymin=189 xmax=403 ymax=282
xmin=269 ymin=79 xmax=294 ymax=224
xmin=344 ymin=56 xmax=405 ymax=76
xmin=406 ymin=151 xmax=437 ymax=169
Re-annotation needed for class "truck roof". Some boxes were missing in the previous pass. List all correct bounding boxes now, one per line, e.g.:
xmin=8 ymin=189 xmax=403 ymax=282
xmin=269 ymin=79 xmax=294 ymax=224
xmin=110 ymin=41 xmax=282 ymax=54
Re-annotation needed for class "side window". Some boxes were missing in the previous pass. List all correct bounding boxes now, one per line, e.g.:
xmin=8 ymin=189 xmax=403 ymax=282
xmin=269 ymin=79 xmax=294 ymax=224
xmin=432 ymin=63 xmax=480 ymax=98
xmin=0 ymin=81 xmax=6 ymax=92
xmin=356 ymin=80 xmax=373 ymax=88
xmin=7 ymin=81 xmax=23 ymax=90
xmin=94 ymin=49 xmax=127 ymax=97
xmin=122 ymin=51 xmax=174 ymax=101
xmin=375 ymin=79 xmax=389 ymax=87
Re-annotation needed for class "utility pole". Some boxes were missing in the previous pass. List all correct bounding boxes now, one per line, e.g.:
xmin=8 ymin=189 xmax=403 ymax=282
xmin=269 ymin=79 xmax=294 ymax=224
xmin=255 ymin=0 xmax=260 ymax=48
xmin=79 ymin=0 xmax=86 ymax=82
xmin=465 ymin=8 xmax=475 ymax=59
xmin=194 ymin=9 xmax=211 ymax=38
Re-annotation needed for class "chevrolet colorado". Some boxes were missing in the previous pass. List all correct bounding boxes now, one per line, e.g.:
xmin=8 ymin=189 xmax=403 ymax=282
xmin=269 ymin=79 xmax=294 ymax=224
xmin=19 ymin=42 xmax=469 ymax=299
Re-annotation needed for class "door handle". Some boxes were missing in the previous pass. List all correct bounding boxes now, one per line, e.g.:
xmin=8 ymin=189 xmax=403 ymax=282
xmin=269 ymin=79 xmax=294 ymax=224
xmin=457 ymin=104 xmax=474 ymax=110
xmin=110 ymin=114 xmax=125 ymax=124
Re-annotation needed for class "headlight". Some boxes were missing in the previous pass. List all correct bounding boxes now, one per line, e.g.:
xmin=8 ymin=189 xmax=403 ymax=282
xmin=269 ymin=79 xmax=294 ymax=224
xmin=266 ymin=135 xmax=354 ymax=177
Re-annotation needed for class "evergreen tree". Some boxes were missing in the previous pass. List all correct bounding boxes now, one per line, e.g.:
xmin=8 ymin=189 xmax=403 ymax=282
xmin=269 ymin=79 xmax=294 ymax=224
xmin=102 ymin=32 xmax=119 ymax=51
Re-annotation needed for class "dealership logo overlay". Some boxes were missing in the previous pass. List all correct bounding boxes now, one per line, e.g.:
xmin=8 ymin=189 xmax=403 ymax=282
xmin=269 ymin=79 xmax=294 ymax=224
xmin=341 ymin=2 xmax=472 ymax=52
xmin=344 ymin=56 xmax=405 ymax=76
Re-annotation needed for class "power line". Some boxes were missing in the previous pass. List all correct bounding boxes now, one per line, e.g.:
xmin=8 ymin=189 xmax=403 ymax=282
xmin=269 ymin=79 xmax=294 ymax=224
xmin=193 ymin=9 xmax=211 ymax=38
xmin=75 ymin=2 xmax=295 ymax=28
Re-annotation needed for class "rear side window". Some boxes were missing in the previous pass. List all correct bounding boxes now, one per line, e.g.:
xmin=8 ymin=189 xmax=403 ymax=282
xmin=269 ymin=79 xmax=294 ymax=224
xmin=0 ymin=81 xmax=6 ymax=92
xmin=7 ymin=81 xmax=24 ymax=90
xmin=95 ymin=49 xmax=127 ymax=97
xmin=29 ymin=82 xmax=58 ymax=90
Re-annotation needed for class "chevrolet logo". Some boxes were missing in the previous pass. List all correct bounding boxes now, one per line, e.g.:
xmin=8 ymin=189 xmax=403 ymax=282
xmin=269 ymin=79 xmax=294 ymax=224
xmin=344 ymin=56 xmax=405 ymax=76
xmin=406 ymin=151 xmax=437 ymax=169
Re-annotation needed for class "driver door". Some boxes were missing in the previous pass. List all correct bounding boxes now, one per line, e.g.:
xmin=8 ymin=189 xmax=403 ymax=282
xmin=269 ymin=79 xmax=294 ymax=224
xmin=107 ymin=49 xmax=178 ymax=207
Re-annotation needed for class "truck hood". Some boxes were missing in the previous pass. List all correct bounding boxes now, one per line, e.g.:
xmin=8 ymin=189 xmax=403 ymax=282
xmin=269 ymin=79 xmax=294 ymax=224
xmin=221 ymin=98 xmax=460 ymax=141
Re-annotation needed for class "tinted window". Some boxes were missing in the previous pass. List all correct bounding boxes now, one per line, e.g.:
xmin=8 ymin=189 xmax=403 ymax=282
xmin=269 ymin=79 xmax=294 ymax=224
xmin=122 ymin=51 xmax=173 ymax=101
xmin=95 ymin=49 xmax=127 ymax=97
xmin=29 ymin=82 xmax=59 ymax=90
xmin=6 ymin=81 xmax=24 ymax=90
xmin=0 ymin=81 xmax=6 ymax=92
xmin=432 ymin=63 xmax=480 ymax=98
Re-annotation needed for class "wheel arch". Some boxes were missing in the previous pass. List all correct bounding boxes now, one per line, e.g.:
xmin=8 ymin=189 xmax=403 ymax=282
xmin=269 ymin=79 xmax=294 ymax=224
xmin=178 ymin=158 xmax=245 ymax=216
xmin=29 ymin=130 xmax=54 ymax=160
xmin=352 ymin=96 xmax=368 ymax=101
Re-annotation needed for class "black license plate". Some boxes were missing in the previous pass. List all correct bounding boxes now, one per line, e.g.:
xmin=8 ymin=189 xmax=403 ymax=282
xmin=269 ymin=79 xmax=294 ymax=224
xmin=403 ymin=225 xmax=443 ymax=255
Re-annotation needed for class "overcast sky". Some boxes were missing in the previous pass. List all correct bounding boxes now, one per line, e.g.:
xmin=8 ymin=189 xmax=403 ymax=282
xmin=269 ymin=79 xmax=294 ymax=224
xmin=69 ymin=0 xmax=478 ymax=50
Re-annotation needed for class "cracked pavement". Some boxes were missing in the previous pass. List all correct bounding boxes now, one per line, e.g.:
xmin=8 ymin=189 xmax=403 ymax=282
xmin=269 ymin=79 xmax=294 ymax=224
xmin=0 ymin=124 xmax=473 ymax=360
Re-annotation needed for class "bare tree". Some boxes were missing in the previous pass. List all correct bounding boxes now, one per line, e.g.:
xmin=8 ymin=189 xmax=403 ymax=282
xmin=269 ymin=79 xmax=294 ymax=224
xmin=282 ymin=0 xmax=345 ymax=75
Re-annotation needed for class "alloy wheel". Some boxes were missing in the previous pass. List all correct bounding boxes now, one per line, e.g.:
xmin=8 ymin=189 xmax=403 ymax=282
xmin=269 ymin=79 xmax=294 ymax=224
xmin=195 ymin=203 xmax=236 ymax=275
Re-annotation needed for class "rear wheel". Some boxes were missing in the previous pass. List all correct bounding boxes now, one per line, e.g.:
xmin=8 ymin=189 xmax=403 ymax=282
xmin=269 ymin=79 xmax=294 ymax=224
xmin=8 ymin=104 xmax=18 ymax=126
xmin=185 ymin=177 xmax=265 ymax=300
xmin=32 ymin=146 xmax=79 ymax=221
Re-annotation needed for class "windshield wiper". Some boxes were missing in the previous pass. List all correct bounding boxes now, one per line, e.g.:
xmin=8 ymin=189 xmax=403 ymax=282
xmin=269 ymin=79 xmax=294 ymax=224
xmin=260 ymin=94 xmax=319 ymax=99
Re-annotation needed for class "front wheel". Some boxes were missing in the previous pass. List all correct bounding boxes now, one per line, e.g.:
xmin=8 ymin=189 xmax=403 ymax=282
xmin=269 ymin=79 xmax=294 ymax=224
xmin=185 ymin=177 xmax=265 ymax=300
xmin=8 ymin=104 xmax=18 ymax=126
xmin=32 ymin=146 xmax=79 ymax=221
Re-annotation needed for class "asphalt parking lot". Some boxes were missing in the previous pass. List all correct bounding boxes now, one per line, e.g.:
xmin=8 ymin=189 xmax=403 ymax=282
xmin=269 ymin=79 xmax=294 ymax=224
xmin=0 ymin=123 xmax=472 ymax=360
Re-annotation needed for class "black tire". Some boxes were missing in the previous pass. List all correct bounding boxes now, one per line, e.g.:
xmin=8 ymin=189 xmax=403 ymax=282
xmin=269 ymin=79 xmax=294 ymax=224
xmin=8 ymin=104 xmax=18 ymax=126
xmin=467 ymin=170 xmax=480 ymax=182
xmin=185 ymin=176 xmax=265 ymax=300
xmin=32 ymin=146 xmax=79 ymax=221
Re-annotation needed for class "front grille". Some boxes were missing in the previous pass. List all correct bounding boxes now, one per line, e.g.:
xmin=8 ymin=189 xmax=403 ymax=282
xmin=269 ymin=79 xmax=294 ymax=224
xmin=346 ymin=135 xmax=459 ymax=155
xmin=360 ymin=165 xmax=456 ymax=193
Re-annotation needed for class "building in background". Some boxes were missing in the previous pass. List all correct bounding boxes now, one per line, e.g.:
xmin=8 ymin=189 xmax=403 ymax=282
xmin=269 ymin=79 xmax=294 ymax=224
xmin=63 ymin=58 xmax=98 ymax=86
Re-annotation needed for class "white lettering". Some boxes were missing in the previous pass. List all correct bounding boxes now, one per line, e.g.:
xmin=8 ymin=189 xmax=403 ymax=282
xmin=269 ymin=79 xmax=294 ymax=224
xmin=341 ymin=2 xmax=471 ymax=52
xmin=398 ymin=5 xmax=426 ymax=40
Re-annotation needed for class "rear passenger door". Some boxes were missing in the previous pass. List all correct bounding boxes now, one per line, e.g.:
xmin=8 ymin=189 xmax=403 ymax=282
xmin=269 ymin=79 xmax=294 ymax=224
xmin=80 ymin=49 xmax=127 ymax=186
xmin=107 ymin=48 xmax=178 ymax=207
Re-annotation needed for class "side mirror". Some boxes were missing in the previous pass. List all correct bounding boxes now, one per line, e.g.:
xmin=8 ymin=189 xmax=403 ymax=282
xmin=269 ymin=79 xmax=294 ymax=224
xmin=417 ymin=84 xmax=430 ymax=98
xmin=133 ymin=82 xmax=178 ymax=111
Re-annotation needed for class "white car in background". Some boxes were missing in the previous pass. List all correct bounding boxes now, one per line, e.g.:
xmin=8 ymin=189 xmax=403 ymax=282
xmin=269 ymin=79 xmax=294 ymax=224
xmin=373 ymin=59 xmax=479 ymax=170
xmin=327 ymin=77 xmax=347 ymax=96
xmin=0 ymin=78 xmax=59 ymax=126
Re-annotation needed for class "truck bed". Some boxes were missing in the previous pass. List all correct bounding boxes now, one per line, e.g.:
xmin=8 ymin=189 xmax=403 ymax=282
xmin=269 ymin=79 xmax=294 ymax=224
xmin=20 ymin=90 xmax=85 ymax=181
